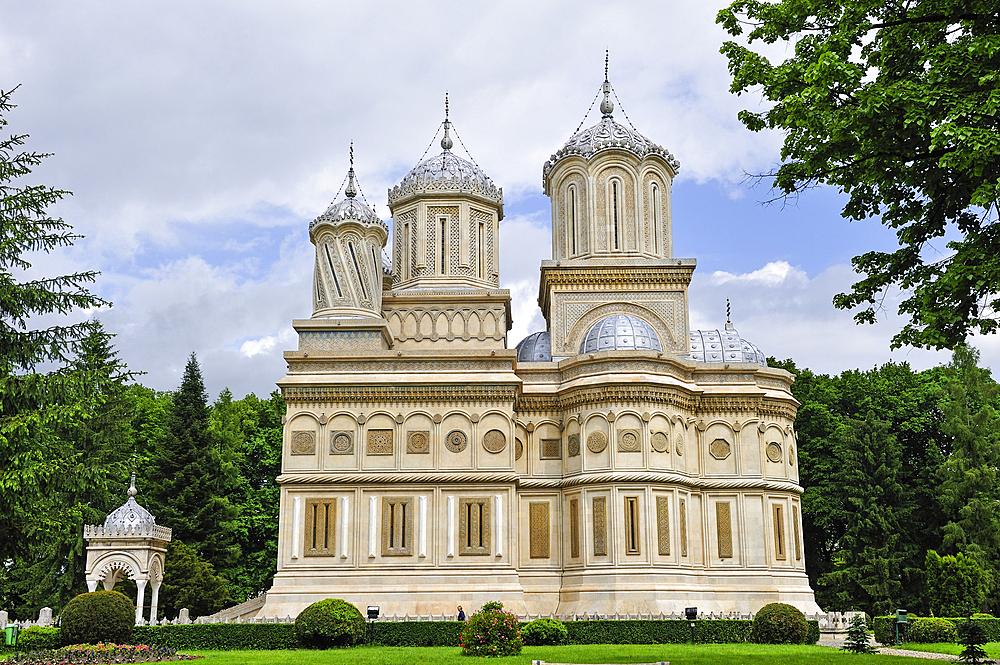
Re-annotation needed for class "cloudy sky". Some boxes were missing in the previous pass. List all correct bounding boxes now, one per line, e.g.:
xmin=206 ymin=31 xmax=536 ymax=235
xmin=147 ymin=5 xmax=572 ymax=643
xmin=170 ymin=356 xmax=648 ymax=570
xmin=3 ymin=1 xmax=992 ymax=400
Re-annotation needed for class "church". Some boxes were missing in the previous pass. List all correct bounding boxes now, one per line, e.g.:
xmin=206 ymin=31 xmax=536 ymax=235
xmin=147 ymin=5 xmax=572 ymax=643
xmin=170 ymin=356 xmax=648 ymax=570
xmin=258 ymin=72 xmax=821 ymax=618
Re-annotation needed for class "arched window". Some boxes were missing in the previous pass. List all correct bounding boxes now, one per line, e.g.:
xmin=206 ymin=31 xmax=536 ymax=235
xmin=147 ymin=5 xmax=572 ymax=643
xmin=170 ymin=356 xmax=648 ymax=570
xmin=651 ymin=183 xmax=660 ymax=255
xmin=611 ymin=180 xmax=620 ymax=250
xmin=568 ymin=185 xmax=577 ymax=255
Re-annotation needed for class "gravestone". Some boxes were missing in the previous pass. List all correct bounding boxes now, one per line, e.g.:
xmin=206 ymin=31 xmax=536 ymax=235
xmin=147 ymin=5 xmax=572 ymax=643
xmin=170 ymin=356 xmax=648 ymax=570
xmin=38 ymin=607 xmax=52 ymax=626
xmin=178 ymin=608 xmax=190 ymax=624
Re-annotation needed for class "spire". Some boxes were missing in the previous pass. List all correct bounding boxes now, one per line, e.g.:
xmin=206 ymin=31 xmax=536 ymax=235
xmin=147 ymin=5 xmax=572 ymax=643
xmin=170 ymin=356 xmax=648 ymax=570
xmin=725 ymin=298 xmax=734 ymax=331
xmin=441 ymin=92 xmax=454 ymax=151
xmin=600 ymin=49 xmax=614 ymax=117
xmin=127 ymin=471 xmax=137 ymax=498
xmin=345 ymin=142 xmax=358 ymax=199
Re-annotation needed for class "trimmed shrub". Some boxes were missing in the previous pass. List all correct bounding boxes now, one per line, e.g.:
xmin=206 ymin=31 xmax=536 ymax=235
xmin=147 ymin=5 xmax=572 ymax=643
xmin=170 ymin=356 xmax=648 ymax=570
xmin=460 ymin=601 xmax=522 ymax=657
xmin=521 ymin=618 xmax=568 ymax=646
xmin=60 ymin=590 xmax=135 ymax=646
xmin=14 ymin=626 xmax=61 ymax=651
xmin=294 ymin=599 xmax=365 ymax=648
xmin=752 ymin=603 xmax=809 ymax=645
xmin=911 ymin=617 xmax=957 ymax=643
xmin=926 ymin=550 xmax=985 ymax=618
xmin=875 ymin=616 xmax=1000 ymax=645
xmin=373 ymin=621 xmax=463 ymax=647
xmin=132 ymin=623 xmax=299 ymax=650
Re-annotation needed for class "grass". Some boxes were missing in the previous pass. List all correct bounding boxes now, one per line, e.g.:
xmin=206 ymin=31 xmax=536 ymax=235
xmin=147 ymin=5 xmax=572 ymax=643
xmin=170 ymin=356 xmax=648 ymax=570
xmin=899 ymin=640 xmax=1000 ymax=656
xmin=180 ymin=644 xmax=945 ymax=664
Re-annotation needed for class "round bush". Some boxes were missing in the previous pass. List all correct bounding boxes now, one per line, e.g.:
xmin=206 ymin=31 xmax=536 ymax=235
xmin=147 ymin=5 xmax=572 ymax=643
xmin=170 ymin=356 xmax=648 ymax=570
xmin=60 ymin=590 xmax=134 ymax=646
xmin=521 ymin=618 xmax=568 ymax=646
xmin=294 ymin=598 xmax=365 ymax=648
xmin=752 ymin=602 xmax=809 ymax=645
xmin=460 ymin=600 xmax=523 ymax=657
xmin=911 ymin=617 xmax=958 ymax=643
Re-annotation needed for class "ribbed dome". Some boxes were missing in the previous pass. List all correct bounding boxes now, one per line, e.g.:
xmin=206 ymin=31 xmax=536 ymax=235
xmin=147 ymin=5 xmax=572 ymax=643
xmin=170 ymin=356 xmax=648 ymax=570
xmin=688 ymin=328 xmax=767 ymax=366
xmin=579 ymin=314 xmax=662 ymax=354
xmin=311 ymin=197 xmax=386 ymax=233
xmin=516 ymin=331 xmax=551 ymax=362
xmin=104 ymin=475 xmax=157 ymax=530
xmin=389 ymin=150 xmax=502 ymax=205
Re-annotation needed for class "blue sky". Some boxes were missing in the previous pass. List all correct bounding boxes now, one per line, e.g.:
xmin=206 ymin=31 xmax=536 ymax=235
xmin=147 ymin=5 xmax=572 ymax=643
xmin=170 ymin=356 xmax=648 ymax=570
xmin=3 ymin=0 xmax=986 ymax=399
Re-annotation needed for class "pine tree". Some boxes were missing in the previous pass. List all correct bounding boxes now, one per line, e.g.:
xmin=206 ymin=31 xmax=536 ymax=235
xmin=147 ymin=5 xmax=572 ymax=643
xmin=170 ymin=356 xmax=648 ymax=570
xmin=818 ymin=413 xmax=907 ymax=618
xmin=148 ymin=353 xmax=239 ymax=578
xmin=841 ymin=613 xmax=877 ymax=654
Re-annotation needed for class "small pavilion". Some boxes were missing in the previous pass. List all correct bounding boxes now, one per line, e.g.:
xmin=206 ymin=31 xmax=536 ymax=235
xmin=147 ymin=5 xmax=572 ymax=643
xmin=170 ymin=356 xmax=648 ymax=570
xmin=83 ymin=474 xmax=171 ymax=624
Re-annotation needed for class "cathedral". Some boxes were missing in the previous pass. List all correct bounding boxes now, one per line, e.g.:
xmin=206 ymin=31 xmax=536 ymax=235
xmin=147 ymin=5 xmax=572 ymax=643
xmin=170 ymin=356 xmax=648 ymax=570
xmin=259 ymin=73 xmax=821 ymax=618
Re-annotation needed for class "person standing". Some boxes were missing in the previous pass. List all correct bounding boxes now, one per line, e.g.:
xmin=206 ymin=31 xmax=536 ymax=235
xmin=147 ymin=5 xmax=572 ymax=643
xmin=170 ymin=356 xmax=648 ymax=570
xmin=457 ymin=605 xmax=466 ymax=621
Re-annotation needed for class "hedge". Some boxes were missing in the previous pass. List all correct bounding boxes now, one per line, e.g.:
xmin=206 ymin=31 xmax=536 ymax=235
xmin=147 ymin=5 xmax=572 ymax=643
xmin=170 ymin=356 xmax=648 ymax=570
xmin=13 ymin=626 xmax=61 ymax=651
xmin=14 ymin=618 xmax=820 ymax=651
xmin=874 ymin=616 xmax=1000 ymax=645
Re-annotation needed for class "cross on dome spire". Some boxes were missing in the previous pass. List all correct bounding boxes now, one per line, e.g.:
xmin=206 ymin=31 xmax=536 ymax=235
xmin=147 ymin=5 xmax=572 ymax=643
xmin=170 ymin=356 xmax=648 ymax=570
xmin=725 ymin=298 xmax=734 ymax=330
xmin=441 ymin=93 xmax=454 ymax=151
xmin=600 ymin=49 xmax=614 ymax=117
xmin=127 ymin=471 xmax=137 ymax=498
xmin=345 ymin=142 xmax=358 ymax=198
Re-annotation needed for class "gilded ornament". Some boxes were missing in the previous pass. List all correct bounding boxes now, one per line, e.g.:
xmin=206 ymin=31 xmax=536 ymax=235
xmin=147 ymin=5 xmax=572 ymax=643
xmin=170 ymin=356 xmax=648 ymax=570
xmin=540 ymin=439 xmax=561 ymax=460
xmin=587 ymin=431 xmax=608 ymax=454
xmin=407 ymin=430 xmax=430 ymax=454
xmin=366 ymin=429 xmax=393 ymax=456
xmin=291 ymin=431 xmax=316 ymax=455
xmin=568 ymin=434 xmax=581 ymax=457
xmin=709 ymin=438 xmax=731 ymax=460
xmin=514 ymin=438 xmax=523 ymax=460
xmin=445 ymin=430 xmax=468 ymax=453
xmin=329 ymin=431 xmax=354 ymax=455
xmin=482 ymin=429 xmax=506 ymax=454
xmin=618 ymin=429 xmax=641 ymax=452
xmin=650 ymin=431 xmax=668 ymax=453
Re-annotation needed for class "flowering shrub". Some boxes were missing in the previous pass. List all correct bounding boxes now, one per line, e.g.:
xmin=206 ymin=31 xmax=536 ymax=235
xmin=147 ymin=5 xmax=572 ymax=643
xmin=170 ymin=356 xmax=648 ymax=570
xmin=6 ymin=642 xmax=203 ymax=663
xmin=459 ymin=601 xmax=522 ymax=657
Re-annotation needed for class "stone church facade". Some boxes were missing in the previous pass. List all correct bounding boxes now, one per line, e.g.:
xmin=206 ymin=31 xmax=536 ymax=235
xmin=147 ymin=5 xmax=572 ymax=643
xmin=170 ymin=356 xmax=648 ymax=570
xmin=259 ymin=77 xmax=821 ymax=618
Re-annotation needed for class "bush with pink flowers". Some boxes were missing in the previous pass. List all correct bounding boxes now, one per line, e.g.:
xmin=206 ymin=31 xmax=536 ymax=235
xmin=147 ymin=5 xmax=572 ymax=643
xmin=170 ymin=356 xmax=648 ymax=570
xmin=459 ymin=601 xmax=522 ymax=657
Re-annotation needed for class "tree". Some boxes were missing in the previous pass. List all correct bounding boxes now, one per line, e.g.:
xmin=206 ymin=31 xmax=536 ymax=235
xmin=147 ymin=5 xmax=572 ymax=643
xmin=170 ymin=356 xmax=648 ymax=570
xmin=936 ymin=345 xmax=1000 ymax=605
xmin=157 ymin=540 xmax=228 ymax=619
xmin=147 ymin=354 xmax=239 ymax=578
xmin=926 ymin=550 xmax=986 ymax=617
xmin=718 ymin=1 xmax=1000 ymax=351
xmin=818 ymin=413 xmax=907 ymax=617
xmin=0 ymin=85 xmax=113 ymax=595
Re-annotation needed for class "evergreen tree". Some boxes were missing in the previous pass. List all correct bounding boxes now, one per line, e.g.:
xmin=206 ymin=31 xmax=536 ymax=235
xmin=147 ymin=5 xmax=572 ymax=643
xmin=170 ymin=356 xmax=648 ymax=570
xmin=157 ymin=540 xmax=228 ymax=619
xmin=818 ymin=413 xmax=907 ymax=617
xmin=937 ymin=345 xmax=1000 ymax=608
xmin=148 ymin=354 xmax=239 ymax=578
xmin=841 ymin=613 xmax=877 ymax=654
xmin=926 ymin=550 xmax=986 ymax=618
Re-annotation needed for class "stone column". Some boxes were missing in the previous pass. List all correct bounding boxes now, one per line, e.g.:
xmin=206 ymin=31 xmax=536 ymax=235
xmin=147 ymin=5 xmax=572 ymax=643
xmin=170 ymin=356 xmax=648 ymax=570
xmin=149 ymin=581 xmax=161 ymax=626
xmin=135 ymin=579 xmax=147 ymax=625
xmin=87 ymin=579 xmax=98 ymax=592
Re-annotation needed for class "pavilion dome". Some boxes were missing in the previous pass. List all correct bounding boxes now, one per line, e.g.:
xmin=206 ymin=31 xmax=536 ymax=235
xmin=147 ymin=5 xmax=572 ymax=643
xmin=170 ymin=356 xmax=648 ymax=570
xmin=103 ymin=474 xmax=157 ymax=530
xmin=516 ymin=331 xmax=552 ymax=362
xmin=579 ymin=314 xmax=663 ymax=354
xmin=688 ymin=327 xmax=767 ymax=366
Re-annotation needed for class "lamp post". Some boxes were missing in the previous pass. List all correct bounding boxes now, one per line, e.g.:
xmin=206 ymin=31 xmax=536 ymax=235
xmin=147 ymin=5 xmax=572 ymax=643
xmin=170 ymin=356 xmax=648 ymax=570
xmin=367 ymin=606 xmax=380 ymax=646
xmin=685 ymin=607 xmax=698 ymax=644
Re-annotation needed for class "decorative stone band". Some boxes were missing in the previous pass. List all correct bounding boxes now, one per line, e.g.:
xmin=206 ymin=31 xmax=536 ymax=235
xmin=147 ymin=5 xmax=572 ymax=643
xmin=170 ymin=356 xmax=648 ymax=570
xmin=282 ymin=384 xmax=518 ymax=406
xmin=276 ymin=470 xmax=803 ymax=495
xmin=387 ymin=176 xmax=503 ymax=207
xmin=539 ymin=266 xmax=695 ymax=287
xmin=84 ymin=524 xmax=172 ymax=540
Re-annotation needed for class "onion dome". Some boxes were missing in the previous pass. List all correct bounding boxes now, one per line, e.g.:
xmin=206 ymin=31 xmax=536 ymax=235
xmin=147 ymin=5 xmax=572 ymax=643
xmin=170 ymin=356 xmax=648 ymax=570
xmin=516 ymin=331 xmax=552 ymax=362
xmin=542 ymin=70 xmax=679 ymax=190
xmin=579 ymin=314 xmax=663 ymax=354
xmin=103 ymin=473 xmax=157 ymax=530
xmin=688 ymin=326 xmax=767 ymax=366
xmin=310 ymin=146 xmax=387 ymax=234
xmin=388 ymin=97 xmax=502 ymax=207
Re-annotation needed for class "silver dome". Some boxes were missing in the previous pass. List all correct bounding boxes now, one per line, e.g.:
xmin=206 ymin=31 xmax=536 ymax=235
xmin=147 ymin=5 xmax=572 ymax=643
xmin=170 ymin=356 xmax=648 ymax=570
xmin=516 ymin=331 xmax=551 ymax=362
xmin=104 ymin=475 xmax=157 ymax=530
xmin=310 ymin=197 xmax=386 ymax=233
xmin=688 ymin=328 xmax=767 ymax=366
xmin=388 ymin=150 xmax=502 ymax=206
xmin=579 ymin=314 xmax=662 ymax=354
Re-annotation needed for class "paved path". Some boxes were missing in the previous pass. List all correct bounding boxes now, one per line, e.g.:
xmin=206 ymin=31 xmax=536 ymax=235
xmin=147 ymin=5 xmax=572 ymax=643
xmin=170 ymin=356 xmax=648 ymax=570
xmin=817 ymin=638 xmax=958 ymax=660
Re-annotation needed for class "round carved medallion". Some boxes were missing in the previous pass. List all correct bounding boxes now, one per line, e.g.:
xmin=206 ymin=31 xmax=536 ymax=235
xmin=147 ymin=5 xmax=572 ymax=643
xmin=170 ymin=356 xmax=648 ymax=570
xmin=650 ymin=432 xmax=669 ymax=453
xmin=568 ymin=434 xmax=581 ymax=457
xmin=709 ymin=438 xmax=731 ymax=460
xmin=331 ymin=431 xmax=353 ymax=454
xmin=766 ymin=441 xmax=782 ymax=463
xmin=619 ymin=430 xmax=641 ymax=452
xmin=483 ymin=429 xmax=506 ymax=454
xmin=291 ymin=431 xmax=315 ymax=455
xmin=445 ymin=430 xmax=467 ymax=453
xmin=587 ymin=431 xmax=608 ymax=454
xmin=789 ymin=446 xmax=796 ymax=466
xmin=515 ymin=438 xmax=523 ymax=460
xmin=675 ymin=434 xmax=684 ymax=456
xmin=408 ymin=431 xmax=430 ymax=454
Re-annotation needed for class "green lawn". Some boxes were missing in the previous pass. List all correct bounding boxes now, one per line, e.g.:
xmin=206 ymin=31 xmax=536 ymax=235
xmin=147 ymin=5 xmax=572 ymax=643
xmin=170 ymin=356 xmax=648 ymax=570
xmin=182 ymin=644 xmax=943 ymax=664
xmin=899 ymin=640 xmax=1000 ymax=657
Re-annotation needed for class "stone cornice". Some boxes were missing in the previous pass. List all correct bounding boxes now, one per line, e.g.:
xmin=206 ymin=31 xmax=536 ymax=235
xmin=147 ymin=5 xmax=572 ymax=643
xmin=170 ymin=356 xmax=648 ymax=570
xmin=277 ymin=470 xmax=802 ymax=495
xmin=282 ymin=384 xmax=518 ymax=405
xmin=539 ymin=264 xmax=695 ymax=288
